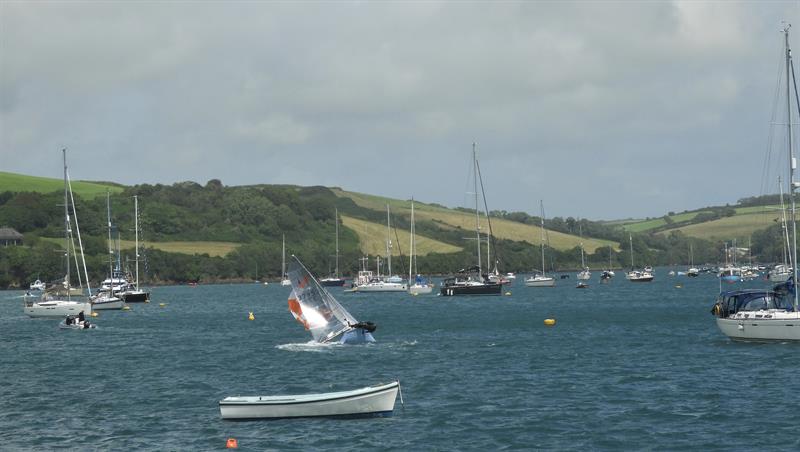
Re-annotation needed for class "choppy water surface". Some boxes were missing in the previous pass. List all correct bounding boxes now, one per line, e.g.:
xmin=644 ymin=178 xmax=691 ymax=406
xmin=1 ymin=272 xmax=798 ymax=450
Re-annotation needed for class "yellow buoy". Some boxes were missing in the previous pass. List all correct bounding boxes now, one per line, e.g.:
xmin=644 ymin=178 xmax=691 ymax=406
xmin=159 ymin=303 xmax=166 ymax=307
xmin=675 ymin=284 xmax=683 ymax=289
xmin=504 ymin=291 xmax=512 ymax=296
xmin=122 ymin=306 xmax=131 ymax=311
xmin=248 ymin=312 xmax=255 ymax=321
xmin=544 ymin=318 xmax=556 ymax=326
xmin=91 ymin=312 xmax=98 ymax=317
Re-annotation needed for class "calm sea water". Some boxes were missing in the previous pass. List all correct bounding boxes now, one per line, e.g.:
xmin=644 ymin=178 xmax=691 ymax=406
xmin=1 ymin=271 xmax=798 ymax=451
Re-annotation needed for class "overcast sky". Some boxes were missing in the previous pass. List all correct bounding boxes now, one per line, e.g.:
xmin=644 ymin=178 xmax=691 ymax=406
xmin=2 ymin=1 xmax=800 ymax=220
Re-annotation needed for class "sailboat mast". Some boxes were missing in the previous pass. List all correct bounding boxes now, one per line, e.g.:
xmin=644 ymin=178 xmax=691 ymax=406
xmin=785 ymin=25 xmax=799 ymax=308
xmin=540 ymin=200 xmax=546 ymax=276
xmin=473 ymin=143 xmax=482 ymax=274
xmin=779 ymin=176 xmax=790 ymax=267
xmin=409 ymin=199 xmax=414 ymax=283
xmin=334 ymin=208 xmax=340 ymax=278
xmin=282 ymin=234 xmax=286 ymax=279
xmin=63 ymin=149 xmax=70 ymax=300
xmin=629 ymin=234 xmax=634 ymax=269
xmin=107 ymin=191 xmax=114 ymax=295
xmin=386 ymin=205 xmax=392 ymax=276
xmin=134 ymin=195 xmax=139 ymax=289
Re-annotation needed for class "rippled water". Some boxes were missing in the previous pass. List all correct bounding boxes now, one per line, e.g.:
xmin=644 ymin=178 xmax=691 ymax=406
xmin=1 ymin=272 xmax=798 ymax=450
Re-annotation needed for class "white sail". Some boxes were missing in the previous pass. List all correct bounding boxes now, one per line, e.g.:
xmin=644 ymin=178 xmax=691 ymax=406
xmin=287 ymin=256 xmax=358 ymax=343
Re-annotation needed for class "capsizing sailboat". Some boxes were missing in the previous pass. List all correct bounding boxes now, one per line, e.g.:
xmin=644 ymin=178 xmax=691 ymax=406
xmin=287 ymin=255 xmax=376 ymax=344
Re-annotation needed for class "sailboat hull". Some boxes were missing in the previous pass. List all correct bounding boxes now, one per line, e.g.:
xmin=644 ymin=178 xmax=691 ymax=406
xmin=319 ymin=278 xmax=347 ymax=287
xmin=24 ymin=300 xmax=92 ymax=317
xmin=122 ymin=290 xmax=150 ymax=303
xmin=524 ymin=277 xmax=555 ymax=287
xmin=716 ymin=314 xmax=800 ymax=341
xmin=440 ymin=283 xmax=502 ymax=296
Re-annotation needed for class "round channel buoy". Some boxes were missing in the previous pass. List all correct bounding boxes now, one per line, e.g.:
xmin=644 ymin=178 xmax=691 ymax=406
xmin=226 ymin=438 xmax=238 ymax=448
xmin=159 ymin=303 xmax=166 ymax=307
xmin=675 ymin=284 xmax=682 ymax=289
xmin=91 ymin=312 xmax=98 ymax=317
xmin=504 ymin=291 xmax=512 ymax=296
xmin=248 ymin=312 xmax=255 ymax=321
xmin=122 ymin=306 xmax=131 ymax=311
xmin=544 ymin=318 xmax=556 ymax=326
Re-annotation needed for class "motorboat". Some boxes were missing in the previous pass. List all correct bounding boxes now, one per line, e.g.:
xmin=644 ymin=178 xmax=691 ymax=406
xmin=219 ymin=381 xmax=400 ymax=420
xmin=29 ymin=279 xmax=46 ymax=291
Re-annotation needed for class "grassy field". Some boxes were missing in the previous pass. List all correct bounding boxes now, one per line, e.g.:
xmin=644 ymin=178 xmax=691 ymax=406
xmin=0 ymin=171 xmax=123 ymax=199
xmin=657 ymin=211 xmax=792 ymax=241
xmin=334 ymin=189 xmax=618 ymax=252
xmin=40 ymin=237 xmax=241 ymax=257
xmin=341 ymin=215 xmax=462 ymax=256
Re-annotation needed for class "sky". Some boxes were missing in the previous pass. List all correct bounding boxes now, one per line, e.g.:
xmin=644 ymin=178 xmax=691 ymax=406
xmin=2 ymin=1 xmax=800 ymax=220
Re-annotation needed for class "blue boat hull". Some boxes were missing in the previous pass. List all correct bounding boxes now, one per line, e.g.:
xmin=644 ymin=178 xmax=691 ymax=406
xmin=339 ymin=328 xmax=376 ymax=344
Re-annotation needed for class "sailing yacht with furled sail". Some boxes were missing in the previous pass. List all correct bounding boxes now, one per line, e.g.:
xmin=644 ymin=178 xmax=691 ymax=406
xmin=626 ymin=234 xmax=654 ymax=282
xmin=525 ymin=201 xmax=555 ymax=287
xmin=119 ymin=195 xmax=150 ymax=302
xmin=712 ymin=25 xmax=800 ymax=341
xmin=440 ymin=143 xmax=502 ymax=296
xmin=576 ymin=225 xmax=591 ymax=280
xmin=24 ymin=150 xmax=93 ymax=317
xmin=408 ymin=199 xmax=433 ymax=295
xmin=319 ymin=209 xmax=347 ymax=287
xmin=287 ymin=255 xmax=376 ymax=344
xmin=351 ymin=206 xmax=407 ymax=292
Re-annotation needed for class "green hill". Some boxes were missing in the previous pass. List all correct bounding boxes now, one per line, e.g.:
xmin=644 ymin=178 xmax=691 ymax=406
xmin=0 ymin=171 xmax=123 ymax=199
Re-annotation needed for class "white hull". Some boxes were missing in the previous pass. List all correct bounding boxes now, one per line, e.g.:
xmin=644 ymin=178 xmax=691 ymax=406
xmin=577 ymin=271 xmax=591 ymax=280
xmin=408 ymin=284 xmax=433 ymax=295
xmin=24 ymin=300 xmax=92 ymax=317
xmin=280 ymin=279 xmax=292 ymax=286
xmin=353 ymin=282 xmax=408 ymax=292
xmin=219 ymin=381 xmax=399 ymax=419
xmin=525 ymin=276 xmax=555 ymax=287
xmin=716 ymin=312 xmax=800 ymax=341
xmin=91 ymin=296 xmax=125 ymax=310
xmin=768 ymin=271 xmax=792 ymax=282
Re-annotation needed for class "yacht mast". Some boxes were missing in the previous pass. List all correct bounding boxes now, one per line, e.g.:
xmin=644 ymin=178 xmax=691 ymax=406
xmin=334 ymin=208 xmax=340 ymax=278
xmin=785 ymin=24 xmax=799 ymax=308
xmin=106 ymin=191 xmax=114 ymax=295
xmin=63 ymin=149 xmax=71 ymax=300
xmin=540 ymin=200 xmax=546 ymax=276
xmin=134 ymin=195 xmax=140 ymax=289
xmin=409 ymin=199 xmax=414 ymax=283
xmin=473 ymin=143 xmax=482 ymax=274
xmin=386 ymin=205 xmax=392 ymax=276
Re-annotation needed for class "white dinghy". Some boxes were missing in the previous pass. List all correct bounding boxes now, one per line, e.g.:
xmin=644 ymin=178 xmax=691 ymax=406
xmin=219 ymin=381 xmax=400 ymax=420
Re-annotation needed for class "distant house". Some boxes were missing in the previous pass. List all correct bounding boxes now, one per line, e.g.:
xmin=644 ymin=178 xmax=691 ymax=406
xmin=0 ymin=227 xmax=23 ymax=246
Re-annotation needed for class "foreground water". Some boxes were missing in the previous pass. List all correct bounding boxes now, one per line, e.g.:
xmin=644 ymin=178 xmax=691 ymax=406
xmin=1 ymin=272 xmax=798 ymax=450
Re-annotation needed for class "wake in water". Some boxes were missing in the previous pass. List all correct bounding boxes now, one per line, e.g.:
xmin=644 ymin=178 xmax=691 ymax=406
xmin=275 ymin=341 xmax=341 ymax=353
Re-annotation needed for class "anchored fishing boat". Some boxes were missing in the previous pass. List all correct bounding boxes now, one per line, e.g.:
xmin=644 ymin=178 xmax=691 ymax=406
xmin=219 ymin=381 xmax=400 ymax=420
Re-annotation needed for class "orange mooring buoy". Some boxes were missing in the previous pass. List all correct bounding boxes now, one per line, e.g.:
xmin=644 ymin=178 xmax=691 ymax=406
xmin=226 ymin=438 xmax=238 ymax=448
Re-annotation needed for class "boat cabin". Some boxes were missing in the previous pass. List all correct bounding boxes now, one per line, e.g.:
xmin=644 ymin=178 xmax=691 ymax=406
xmin=712 ymin=289 xmax=794 ymax=318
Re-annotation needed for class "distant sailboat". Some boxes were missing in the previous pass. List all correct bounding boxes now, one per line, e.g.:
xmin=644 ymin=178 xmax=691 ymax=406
xmin=577 ymin=225 xmax=591 ymax=280
xmin=280 ymin=234 xmax=291 ymax=286
xmin=440 ymin=143 xmax=502 ymax=296
xmin=626 ymin=234 xmax=654 ymax=282
xmin=525 ymin=201 xmax=555 ymax=287
xmin=319 ymin=208 xmax=347 ymax=287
